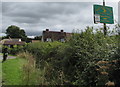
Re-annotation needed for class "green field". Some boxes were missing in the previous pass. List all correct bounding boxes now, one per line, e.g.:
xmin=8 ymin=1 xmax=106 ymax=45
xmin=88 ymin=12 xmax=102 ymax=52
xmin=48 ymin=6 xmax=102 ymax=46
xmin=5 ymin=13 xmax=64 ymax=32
xmin=0 ymin=60 xmax=2 ymax=86
xmin=2 ymin=58 xmax=26 ymax=85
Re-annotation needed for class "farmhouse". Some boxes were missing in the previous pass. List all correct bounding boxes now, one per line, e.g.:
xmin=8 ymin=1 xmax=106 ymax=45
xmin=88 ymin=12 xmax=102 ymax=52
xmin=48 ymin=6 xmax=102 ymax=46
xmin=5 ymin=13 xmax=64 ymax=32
xmin=42 ymin=29 xmax=72 ymax=42
xmin=2 ymin=38 xmax=25 ymax=48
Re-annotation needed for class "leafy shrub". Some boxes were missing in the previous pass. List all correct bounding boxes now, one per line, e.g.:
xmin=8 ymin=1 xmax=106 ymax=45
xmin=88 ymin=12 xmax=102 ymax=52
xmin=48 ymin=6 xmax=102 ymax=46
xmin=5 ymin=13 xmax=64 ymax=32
xmin=2 ymin=45 xmax=25 ymax=55
xmin=68 ymin=27 xmax=118 ymax=86
xmin=24 ymin=27 xmax=119 ymax=86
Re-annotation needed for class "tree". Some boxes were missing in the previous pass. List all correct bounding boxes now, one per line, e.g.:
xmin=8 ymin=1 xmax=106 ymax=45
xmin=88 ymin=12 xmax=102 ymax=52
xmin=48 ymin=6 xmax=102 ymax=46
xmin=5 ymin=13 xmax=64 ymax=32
xmin=34 ymin=36 xmax=42 ymax=40
xmin=6 ymin=25 xmax=27 ymax=40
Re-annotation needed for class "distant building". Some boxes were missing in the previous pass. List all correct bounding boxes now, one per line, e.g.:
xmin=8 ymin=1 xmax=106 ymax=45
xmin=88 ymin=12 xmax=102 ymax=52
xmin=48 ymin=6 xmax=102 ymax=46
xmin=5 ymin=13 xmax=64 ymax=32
xmin=31 ymin=40 xmax=41 ymax=43
xmin=2 ymin=38 xmax=25 ymax=48
xmin=42 ymin=29 xmax=72 ymax=42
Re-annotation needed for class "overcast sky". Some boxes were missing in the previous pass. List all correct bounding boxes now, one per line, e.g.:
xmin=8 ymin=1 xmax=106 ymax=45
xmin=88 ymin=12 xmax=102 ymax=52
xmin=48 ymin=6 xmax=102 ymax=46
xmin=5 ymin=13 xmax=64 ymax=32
xmin=0 ymin=0 xmax=119 ymax=36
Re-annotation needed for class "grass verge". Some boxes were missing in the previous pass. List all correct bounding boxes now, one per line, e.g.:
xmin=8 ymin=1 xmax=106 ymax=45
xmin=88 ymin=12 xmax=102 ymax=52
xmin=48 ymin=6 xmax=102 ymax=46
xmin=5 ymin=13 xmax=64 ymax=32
xmin=0 ymin=60 xmax=2 ymax=86
xmin=2 ymin=58 xmax=26 ymax=85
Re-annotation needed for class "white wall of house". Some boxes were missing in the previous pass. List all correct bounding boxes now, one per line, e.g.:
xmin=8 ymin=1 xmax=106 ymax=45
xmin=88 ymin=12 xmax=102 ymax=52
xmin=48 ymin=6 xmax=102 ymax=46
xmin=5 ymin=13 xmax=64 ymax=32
xmin=46 ymin=38 xmax=52 ymax=42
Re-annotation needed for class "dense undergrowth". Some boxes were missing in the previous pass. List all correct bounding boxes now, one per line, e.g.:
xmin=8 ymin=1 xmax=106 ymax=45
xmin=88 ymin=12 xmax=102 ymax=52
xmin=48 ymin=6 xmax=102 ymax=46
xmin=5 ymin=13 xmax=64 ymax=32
xmin=18 ymin=27 xmax=120 ymax=86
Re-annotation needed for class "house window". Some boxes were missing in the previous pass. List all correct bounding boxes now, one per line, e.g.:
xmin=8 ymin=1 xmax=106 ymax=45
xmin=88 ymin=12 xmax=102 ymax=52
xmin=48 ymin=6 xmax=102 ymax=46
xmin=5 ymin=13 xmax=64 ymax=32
xmin=60 ymin=38 xmax=65 ymax=42
xmin=8 ymin=45 xmax=11 ymax=48
xmin=19 ymin=39 xmax=21 ymax=42
xmin=46 ymin=38 xmax=52 ymax=42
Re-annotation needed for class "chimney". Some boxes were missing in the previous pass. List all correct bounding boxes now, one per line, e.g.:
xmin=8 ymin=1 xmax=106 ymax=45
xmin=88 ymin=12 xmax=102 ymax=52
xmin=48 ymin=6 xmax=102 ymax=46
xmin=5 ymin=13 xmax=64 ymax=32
xmin=46 ymin=29 xmax=49 ymax=31
xmin=61 ymin=30 xmax=64 ymax=32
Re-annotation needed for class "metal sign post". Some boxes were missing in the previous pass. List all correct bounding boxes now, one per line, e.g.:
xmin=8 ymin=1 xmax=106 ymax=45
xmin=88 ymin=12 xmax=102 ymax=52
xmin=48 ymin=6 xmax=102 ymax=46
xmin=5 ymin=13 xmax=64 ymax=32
xmin=103 ymin=0 xmax=107 ymax=36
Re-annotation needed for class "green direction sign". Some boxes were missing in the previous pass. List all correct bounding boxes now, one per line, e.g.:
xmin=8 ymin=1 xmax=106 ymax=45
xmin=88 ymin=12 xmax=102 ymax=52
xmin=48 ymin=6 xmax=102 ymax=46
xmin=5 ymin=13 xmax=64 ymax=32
xmin=94 ymin=5 xmax=114 ymax=24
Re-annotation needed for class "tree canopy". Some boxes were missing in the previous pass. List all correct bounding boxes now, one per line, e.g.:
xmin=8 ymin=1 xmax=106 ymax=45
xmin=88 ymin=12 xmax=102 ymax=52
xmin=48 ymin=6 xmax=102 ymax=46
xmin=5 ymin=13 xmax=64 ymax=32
xmin=6 ymin=25 xmax=27 ymax=40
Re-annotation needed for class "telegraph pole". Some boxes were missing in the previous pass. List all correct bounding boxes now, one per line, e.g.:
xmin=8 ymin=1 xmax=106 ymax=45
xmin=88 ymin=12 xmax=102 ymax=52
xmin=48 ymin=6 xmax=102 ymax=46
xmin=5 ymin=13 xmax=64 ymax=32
xmin=103 ymin=0 xmax=107 ymax=36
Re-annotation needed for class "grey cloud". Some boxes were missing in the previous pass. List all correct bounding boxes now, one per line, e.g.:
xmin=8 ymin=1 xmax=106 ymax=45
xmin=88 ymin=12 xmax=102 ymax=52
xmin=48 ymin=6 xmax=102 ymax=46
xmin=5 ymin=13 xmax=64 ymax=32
xmin=118 ymin=2 xmax=120 ymax=24
xmin=2 ymin=2 xmax=92 ymax=17
xmin=0 ymin=2 xmax=2 ymax=32
xmin=3 ymin=2 xmax=92 ymax=25
xmin=26 ymin=30 xmax=42 ymax=36
xmin=12 ymin=17 xmax=40 ymax=23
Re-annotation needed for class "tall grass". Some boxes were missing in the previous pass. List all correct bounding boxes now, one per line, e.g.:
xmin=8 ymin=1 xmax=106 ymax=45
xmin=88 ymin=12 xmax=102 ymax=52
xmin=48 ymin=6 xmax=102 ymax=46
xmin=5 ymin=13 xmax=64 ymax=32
xmin=17 ymin=51 xmax=66 ymax=85
xmin=17 ymin=52 xmax=37 ymax=85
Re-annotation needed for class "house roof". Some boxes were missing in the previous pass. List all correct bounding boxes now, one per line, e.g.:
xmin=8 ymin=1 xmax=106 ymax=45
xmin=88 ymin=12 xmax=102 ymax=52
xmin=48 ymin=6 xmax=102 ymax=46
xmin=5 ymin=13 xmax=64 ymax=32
xmin=10 ymin=39 xmax=21 ymax=41
xmin=3 ymin=41 xmax=25 ymax=45
xmin=43 ymin=31 xmax=66 ymax=40
xmin=42 ymin=29 xmax=72 ymax=41
xmin=43 ymin=29 xmax=65 ymax=34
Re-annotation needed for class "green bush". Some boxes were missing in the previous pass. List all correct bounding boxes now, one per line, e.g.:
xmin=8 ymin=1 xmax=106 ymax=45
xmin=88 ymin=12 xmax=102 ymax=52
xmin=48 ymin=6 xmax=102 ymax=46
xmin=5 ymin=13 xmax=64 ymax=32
xmin=24 ymin=27 xmax=119 ymax=86
xmin=68 ymin=27 xmax=118 ymax=86
xmin=2 ymin=45 xmax=25 ymax=55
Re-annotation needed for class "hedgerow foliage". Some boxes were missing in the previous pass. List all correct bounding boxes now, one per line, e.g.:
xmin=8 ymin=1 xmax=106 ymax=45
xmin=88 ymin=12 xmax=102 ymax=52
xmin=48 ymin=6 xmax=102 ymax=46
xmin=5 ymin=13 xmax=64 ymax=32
xmin=2 ymin=45 xmax=24 ymax=55
xmin=24 ymin=27 xmax=119 ymax=86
